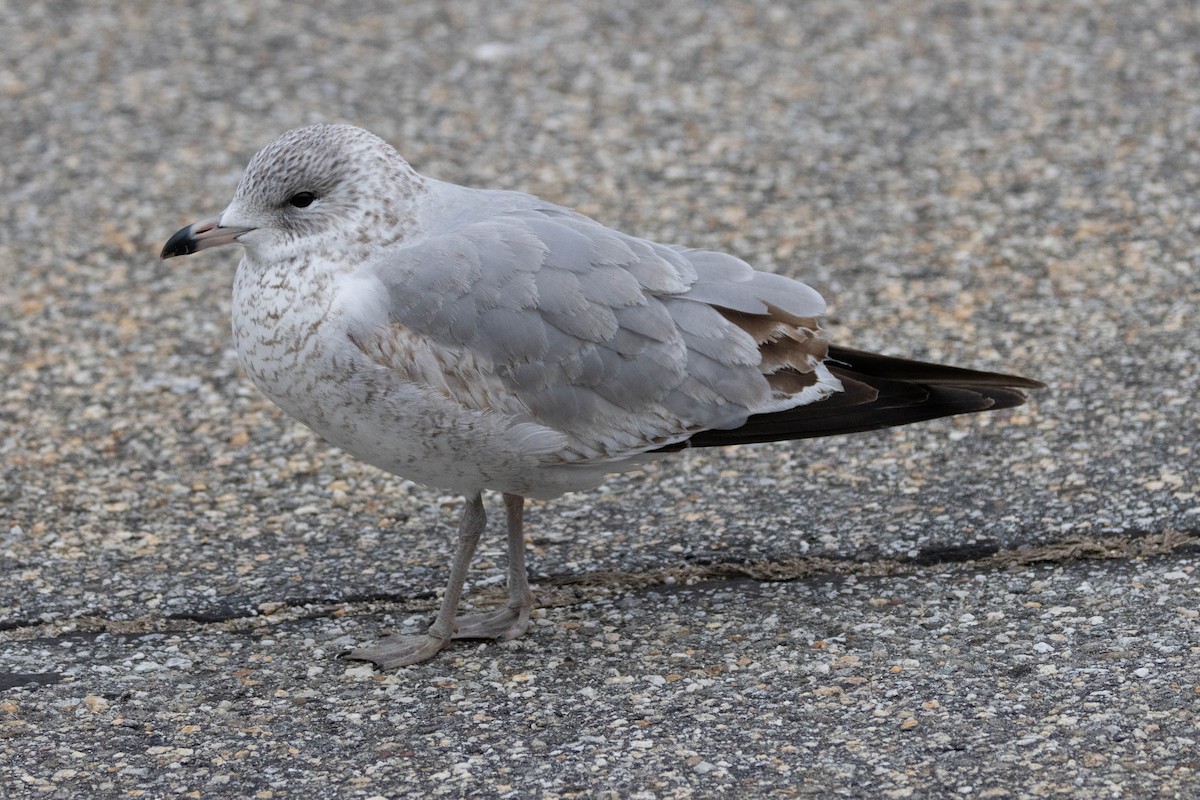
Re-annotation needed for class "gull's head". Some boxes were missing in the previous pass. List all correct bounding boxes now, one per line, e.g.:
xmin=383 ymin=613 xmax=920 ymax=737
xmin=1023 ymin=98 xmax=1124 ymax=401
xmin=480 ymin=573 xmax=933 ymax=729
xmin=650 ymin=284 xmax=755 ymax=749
xmin=161 ymin=124 xmax=423 ymax=264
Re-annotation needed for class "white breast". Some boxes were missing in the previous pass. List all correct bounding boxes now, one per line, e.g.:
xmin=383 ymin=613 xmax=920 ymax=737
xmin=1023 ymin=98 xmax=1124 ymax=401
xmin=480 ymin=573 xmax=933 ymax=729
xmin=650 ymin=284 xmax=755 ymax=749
xmin=229 ymin=258 xmax=597 ymax=497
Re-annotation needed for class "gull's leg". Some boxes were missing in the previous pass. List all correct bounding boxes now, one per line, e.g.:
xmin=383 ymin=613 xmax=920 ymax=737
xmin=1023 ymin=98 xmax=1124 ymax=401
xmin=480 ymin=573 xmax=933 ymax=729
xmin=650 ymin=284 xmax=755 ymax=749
xmin=346 ymin=493 xmax=487 ymax=669
xmin=453 ymin=493 xmax=534 ymax=641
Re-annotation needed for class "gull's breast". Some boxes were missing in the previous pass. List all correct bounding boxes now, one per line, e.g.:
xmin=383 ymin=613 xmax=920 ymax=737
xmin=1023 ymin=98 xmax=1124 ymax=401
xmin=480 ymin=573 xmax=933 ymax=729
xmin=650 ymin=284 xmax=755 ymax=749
xmin=228 ymin=261 xmax=579 ymax=495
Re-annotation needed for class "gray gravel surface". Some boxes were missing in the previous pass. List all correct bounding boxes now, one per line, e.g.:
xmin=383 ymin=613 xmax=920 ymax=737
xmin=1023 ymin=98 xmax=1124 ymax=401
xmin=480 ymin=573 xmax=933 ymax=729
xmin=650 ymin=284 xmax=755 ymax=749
xmin=1 ymin=1 xmax=1197 ymax=797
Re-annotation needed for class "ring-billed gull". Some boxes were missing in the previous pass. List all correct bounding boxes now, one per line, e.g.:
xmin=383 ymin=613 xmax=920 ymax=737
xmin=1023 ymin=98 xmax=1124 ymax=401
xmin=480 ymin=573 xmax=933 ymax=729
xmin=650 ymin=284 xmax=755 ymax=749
xmin=162 ymin=124 xmax=1043 ymax=668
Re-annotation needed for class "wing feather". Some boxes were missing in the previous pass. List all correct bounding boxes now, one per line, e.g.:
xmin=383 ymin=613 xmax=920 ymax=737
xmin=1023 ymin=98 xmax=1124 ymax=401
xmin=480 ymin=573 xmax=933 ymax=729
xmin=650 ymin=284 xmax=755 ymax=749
xmin=363 ymin=198 xmax=836 ymax=461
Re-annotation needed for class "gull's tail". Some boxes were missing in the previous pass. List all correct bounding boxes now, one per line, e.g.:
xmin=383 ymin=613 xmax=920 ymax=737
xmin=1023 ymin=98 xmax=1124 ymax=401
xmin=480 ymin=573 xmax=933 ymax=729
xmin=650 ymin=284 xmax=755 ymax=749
xmin=666 ymin=345 xmax=1045 ymax=449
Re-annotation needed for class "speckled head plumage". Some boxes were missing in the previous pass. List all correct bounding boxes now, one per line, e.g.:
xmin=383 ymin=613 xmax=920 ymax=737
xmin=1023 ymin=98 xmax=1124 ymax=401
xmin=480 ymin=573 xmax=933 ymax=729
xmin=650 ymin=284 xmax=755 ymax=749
xmin=162 ymin=124 xmax=426 ymax=264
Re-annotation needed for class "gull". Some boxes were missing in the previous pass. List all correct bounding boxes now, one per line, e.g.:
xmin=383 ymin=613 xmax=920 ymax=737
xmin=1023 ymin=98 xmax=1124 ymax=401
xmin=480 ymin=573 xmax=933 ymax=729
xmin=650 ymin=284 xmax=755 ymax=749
xmin=162 ymin=124 xmax=1043 ymax=667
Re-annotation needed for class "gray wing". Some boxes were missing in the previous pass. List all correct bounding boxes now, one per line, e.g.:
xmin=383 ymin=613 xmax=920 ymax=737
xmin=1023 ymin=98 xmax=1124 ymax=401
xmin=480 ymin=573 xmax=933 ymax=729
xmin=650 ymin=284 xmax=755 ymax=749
xmin=368 ymin=202 xmax=835 ymax=461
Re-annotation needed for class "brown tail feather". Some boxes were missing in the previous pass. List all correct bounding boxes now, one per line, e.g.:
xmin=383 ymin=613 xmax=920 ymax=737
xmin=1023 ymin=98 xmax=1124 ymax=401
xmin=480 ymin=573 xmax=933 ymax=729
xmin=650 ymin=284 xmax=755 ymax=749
xmin=660 ymin=346 xmax=1044 ymax=451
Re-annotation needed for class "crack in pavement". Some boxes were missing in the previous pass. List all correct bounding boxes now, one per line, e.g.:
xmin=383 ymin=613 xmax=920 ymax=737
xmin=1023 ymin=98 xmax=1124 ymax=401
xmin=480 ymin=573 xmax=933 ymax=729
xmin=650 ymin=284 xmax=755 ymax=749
xmin=1 ymin=529 xmax=1194 ymax=644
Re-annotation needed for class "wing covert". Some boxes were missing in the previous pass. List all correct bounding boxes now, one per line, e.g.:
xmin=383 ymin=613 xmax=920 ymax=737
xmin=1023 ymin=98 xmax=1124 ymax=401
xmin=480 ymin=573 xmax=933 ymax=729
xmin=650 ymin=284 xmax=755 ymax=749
xmin=362 ymin=201 xmax=835 ymax=460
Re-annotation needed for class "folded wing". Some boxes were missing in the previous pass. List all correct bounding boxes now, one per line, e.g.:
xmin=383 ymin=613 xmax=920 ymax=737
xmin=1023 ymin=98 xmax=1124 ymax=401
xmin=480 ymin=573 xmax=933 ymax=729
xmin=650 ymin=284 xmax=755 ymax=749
xmin=362 ymin=202 xmax=843 ymax=462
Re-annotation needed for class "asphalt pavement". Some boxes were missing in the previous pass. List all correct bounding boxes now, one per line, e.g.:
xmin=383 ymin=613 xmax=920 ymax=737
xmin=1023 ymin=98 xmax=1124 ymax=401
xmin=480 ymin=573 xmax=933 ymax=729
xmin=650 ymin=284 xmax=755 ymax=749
xmin=1 ymin=1 xmax=1197 ymax=797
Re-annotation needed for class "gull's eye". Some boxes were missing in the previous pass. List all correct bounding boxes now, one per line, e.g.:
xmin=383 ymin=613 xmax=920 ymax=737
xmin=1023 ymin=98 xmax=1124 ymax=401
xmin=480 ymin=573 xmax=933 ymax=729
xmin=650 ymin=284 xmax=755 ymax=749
xmin=287 ymin=191 xmax=317 ymax=208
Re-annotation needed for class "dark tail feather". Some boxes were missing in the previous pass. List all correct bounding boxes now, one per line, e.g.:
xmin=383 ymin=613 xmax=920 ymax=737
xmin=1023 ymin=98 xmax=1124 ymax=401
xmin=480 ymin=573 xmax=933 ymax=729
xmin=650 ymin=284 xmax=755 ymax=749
xmin=662 ymin=346 xmax=1045 ymax=450
xmin=824 ymin=346 xmax=1046 ymax=390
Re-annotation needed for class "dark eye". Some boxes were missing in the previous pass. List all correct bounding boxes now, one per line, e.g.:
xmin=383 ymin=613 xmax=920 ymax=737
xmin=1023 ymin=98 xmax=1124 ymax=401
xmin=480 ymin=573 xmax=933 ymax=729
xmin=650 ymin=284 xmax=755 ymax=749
xmin=287 ymin=191 xmax=317 ymax=208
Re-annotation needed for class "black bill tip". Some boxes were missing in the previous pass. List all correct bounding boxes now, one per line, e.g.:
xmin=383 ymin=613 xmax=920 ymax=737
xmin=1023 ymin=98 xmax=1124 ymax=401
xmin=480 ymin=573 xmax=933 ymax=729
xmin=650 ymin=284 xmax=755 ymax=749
xmin=161 ymin=224 xmax=199 ymax=259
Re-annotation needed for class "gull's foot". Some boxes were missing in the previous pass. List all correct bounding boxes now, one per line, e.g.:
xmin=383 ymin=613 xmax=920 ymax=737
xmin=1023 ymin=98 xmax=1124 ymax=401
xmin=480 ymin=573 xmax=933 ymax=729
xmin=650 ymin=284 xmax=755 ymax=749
xmin=452 ymin=604 xmax=532 ymax=641
xmin=345 ymin=633 xmax=449 ymax=669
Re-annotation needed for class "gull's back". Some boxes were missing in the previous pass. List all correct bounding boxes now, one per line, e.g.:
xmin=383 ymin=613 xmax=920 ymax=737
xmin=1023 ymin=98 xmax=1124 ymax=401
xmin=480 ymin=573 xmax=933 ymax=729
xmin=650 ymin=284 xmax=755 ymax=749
xmin=359 ymin=179 xmax=844 ymax=475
